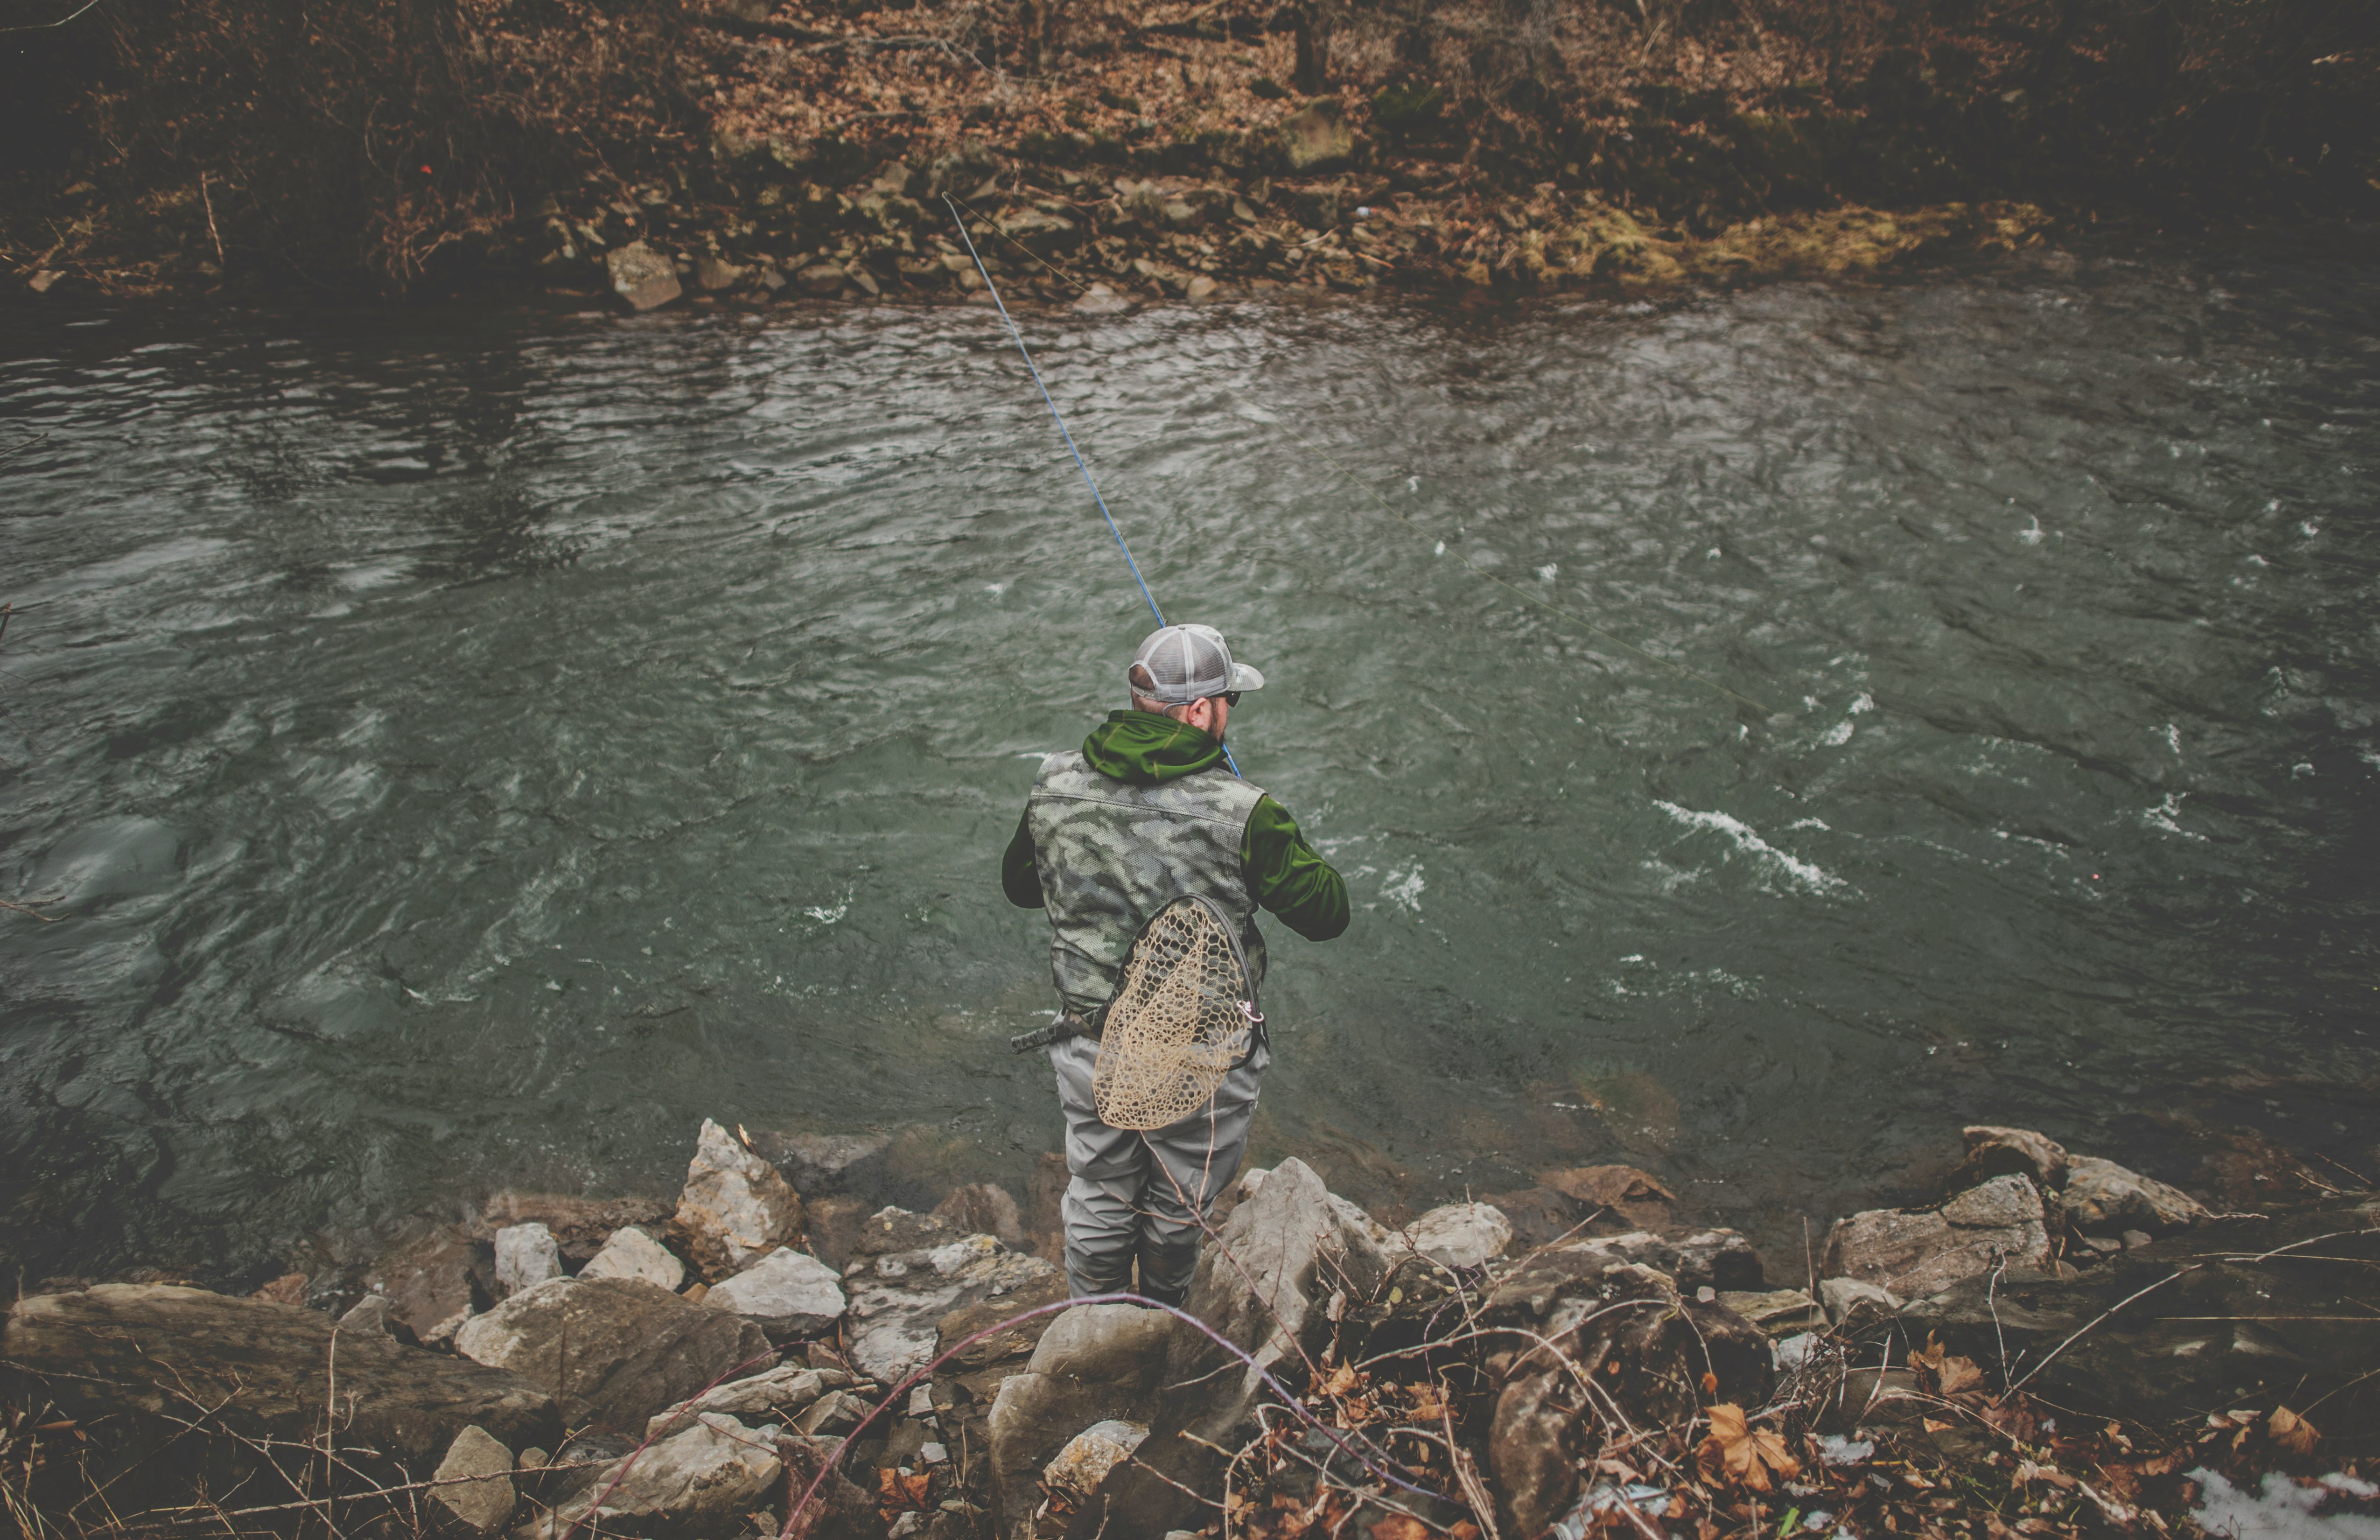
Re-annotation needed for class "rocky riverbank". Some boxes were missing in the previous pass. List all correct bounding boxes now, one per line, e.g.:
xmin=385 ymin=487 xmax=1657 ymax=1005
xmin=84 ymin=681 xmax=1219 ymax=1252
xmin=5 ymin=0 xmax=2369 ymax=308
xmin=5 ymin=1116 xmax=2375 ymax=1539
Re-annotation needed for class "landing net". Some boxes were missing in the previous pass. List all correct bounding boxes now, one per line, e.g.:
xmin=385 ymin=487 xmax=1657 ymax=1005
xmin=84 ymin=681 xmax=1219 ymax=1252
xmin=1093 ymin=895 xmax=1257 ymax=1131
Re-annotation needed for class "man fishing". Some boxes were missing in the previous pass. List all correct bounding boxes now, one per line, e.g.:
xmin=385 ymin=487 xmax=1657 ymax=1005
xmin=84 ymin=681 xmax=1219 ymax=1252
xmin=1001 ymin=623 xmax=1349 ymax=1304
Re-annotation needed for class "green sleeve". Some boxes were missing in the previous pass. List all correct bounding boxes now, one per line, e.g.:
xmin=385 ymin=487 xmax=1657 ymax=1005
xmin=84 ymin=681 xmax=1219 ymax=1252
xmin=1002 ymin=810 xmax=1045 ymax=909
xmin=1240 ymin=795 xmax=1349 ymax=942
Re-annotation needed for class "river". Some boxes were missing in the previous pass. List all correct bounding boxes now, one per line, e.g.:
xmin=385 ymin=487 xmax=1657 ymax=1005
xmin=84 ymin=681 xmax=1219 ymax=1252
xmin=3 ymin=237 xmax=2375 ymax=1288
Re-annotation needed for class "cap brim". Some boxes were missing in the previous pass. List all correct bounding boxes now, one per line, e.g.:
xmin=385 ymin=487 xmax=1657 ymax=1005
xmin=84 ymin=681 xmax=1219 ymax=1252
xmin=1230 ymin=663 xmax=1265 ymax=692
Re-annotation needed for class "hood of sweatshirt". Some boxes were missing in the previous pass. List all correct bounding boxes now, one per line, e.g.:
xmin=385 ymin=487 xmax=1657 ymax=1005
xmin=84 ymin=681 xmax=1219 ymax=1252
xmin=1081 ymin=709 xmax=1225 ymax=784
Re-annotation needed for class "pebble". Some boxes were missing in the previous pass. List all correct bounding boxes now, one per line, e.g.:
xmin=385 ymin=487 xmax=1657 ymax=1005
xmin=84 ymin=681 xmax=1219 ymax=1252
xmin=921 ymin=1442 xmax=948 ymax=1464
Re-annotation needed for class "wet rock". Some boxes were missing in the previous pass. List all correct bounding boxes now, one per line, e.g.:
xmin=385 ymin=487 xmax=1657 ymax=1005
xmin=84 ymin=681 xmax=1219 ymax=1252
xmin=1478 ymin=1188 xmax=1586 ymax=1249
xmin=2064 ymin=1155 xmax=2212 ymax=1236
xmin=1822 ymin=1174 xmax=2053 ymax=1302
xmin=701 ymin=1247 xmax=844 ymax=1341
xmin=579 ymin=1226 xmax=686 ymax=1291
xmin=1951 ymin=1126 xmax=2070 ymax=1192
xmin=995 ymin=209 xmax=1080 ymax=255
xmin=1404 ymin=1201 xmax=1512 ymax=1267
xmin=795 ymin=262 xmax=846 ymax=297
xmin=607 ymin=241 xmax=682 ymax=311
xmin=1087 ymin=1157 xmax=1393 ymax=1537
xmin=0 ymin=1285 xmax=558 ymax=1518
xmin=429 ymin=1424 xmax=515 ymax=1535
xmin=986 ymin=1304 xmax=1178 ymax=1537
xmin=28 ymin=270 xmax=63 ymax=294
xmin=933 ymin=1183 xmax=1024 ymax=1249
xmin=360 ymin=1225 xmax=489 ymax=1344
xmin=528 ymin=1413 xmax=780 ymax=1539
xmin=1070 ymin=282 xmax=1131 ymax=315
xmin=802 ymin=1194 xmax=872 ymax=1270
xmin=1524 ymin=1228 xmax=1762 ymax=1295
xmin=453 ymin=1277 xmax=774 ymax=1432
xmin=495 ymin=1223 xmax=562 ymax=1297
xmin=1186 ymin=274 xmax=1218 ymax=300
xmin=251 ymin=1271 xmax=308 ymax=1305
xmin=673 ymin=1118 xmax=804 ymax=1281
xmin=1044 ymin=1418 xmax=1147 ymax=1500
xmin=647 ymin=1363 xmax=848 ymax=1440
xmin=1279 ymin=98 xmax=1354 ymax=173
xmin=843 ymin=1222 xmax=1062 ymax=1383
xmin=1541 ymin=1165 xmax=1680 ymax=1230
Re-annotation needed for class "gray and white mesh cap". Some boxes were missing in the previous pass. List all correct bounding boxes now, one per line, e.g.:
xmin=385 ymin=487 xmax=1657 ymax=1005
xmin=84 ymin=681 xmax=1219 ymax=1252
xmin=1127 ymin=624 xmax=1266 ymax=705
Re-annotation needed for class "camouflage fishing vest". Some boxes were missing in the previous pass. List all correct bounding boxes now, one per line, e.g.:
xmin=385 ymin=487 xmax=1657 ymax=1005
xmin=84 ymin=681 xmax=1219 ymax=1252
xmin=1025 ymin=750 xmax=1267 ymax=1018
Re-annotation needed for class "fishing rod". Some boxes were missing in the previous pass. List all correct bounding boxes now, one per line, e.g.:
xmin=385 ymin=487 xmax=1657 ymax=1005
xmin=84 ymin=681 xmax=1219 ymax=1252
xmin=943 ymin=195 xmax=1246 ymax=776
xmin=942 ymin=193 xmax=1784 ymax=719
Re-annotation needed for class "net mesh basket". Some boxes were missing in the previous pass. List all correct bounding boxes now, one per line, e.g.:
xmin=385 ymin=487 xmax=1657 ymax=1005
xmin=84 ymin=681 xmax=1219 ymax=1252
xmin=1092 ymin=895 xmax=1256 ymax=1131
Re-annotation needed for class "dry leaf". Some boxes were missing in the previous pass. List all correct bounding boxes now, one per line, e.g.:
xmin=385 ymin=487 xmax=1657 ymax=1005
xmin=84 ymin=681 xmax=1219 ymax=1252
xmin=2269 ymin=1407 xmax=2320 ymax=1455
xmin=1368 ymin=1519 xmax=1431 ymax=1540
xmin=1449 ymin=1525 xmax=1482 ymax=1540
xmin=1701 ymin=1370 xmax=1720 ymax=1397
xmin=1937 ymin=1355 xmax=1985 ymax=1395
xmin=1697 ymin=1402 xmax=1801 ymax=1492
xmin=1923 ymin=1418 xmax=1954 ymax=1432
xmin=1323 ymin=1363 xmax=1360 ymax=1397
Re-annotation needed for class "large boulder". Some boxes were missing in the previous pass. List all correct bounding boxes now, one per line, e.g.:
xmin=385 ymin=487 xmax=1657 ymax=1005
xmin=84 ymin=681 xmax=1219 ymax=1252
xmin=2063 ymin=1155 xmax=2212 ymax=1236
xmin=607 ymin=241 xmax=682 ymax=311
xmin=701 ymin=1247 xmax=844 ymax=1342
xmin=673 ymin=1118 xmax=805 ymax=1281
xmin=986 ymin=1304 xmax=1178 ymax=1535
xmin=1075 ymin=1157 xmax=1393 ymax=1538
xmin=527 ymin=1413 xmax=780 ymax=1539
xmin=1821 ymin=1174 xmax=2054 ymax=1302
xmin=454 ymin=1277 xmax=774 ymax=1434
xmin=1950 ymin=1126 xmax=2070 ymax=1192
xmin=0 ymin=1285 xmax=558 ymax=1522
xmin=842 ymin=1216 xmax=1062 ymax=1384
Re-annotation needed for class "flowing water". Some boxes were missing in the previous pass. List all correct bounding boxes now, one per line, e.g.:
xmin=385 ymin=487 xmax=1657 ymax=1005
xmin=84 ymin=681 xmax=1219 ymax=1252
xmin=4 ymin=239 xmax=2377 ymax=1287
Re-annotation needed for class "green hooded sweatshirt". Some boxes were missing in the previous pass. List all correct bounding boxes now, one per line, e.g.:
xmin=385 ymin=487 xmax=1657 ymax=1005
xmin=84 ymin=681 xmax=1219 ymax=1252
xmin=1001 ymin=710 xmax=1350 ymax=942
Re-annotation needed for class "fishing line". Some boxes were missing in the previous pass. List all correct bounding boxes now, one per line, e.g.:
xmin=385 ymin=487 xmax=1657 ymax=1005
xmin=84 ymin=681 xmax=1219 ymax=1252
xmin=945 ymin=193 xmax=1786 ymax=719
xmin=944 ymin=194 xmax=1245 ymax=776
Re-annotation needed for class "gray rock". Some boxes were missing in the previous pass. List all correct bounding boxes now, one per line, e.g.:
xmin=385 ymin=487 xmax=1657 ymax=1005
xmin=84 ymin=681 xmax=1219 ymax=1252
xmin=773 ymin=1434 xmax=876 ymax=1539
xmin=791 ymin=1388 xmax=866 ymax=1437
xmin=1821 ymin=1174 xmax=2053 ymax=1302
xmin=495 ymin=1223 xmax=562 ymax=1297
xmin=1086 ymin=1158 xmax=1394 ymax=1537
xmin=478 ymin=1195 xmax=674 ymax=1265
xmin=453 ymin=1277 xmax=774 ymax=1432
xmin=1716 ymin=1288 xmax=1821 ymax=1333
xmin=1500 ymin=1227 xmax=1763 ymax=1295
xmin=361 ymin=1225 xmax=488 ymax=1344
xmin=579 ymin=1226 xmax=686 ymax=1292
xmin=987 ymin=1304 xmax=1179 ymax=1537
xmin=528 ymin=1413 xmax=780 ymax=1539
xmin=842 ymin=1222 xmax=1062 ymax=1383
xmin=2123 ymin=1228 xmax=2155 ymax=1250
xmin=1043 ymin=1418 xmax=1146 ymax=1500
xmin=1279 ymin=98 xmax=1355 ymax=172
xmin=1404 ymin=1201 xmax=1512 ymax=1267
xmin=429 ymin=1424 xmax=515 ymax=1535
xmin=2064 ymin=1155 xmax=2212 ymax=1236
xmin=701 ymin=1248 xmax=844 ymax=1341
xmin=607 ymin=242 xmax=682 ymax=312
xmin=0 ymin=1285 xmax=557 ymax=1522
xmin=672 ymin=1118 xmax=804 ymax=1281
xmin=996 ymin=210 xmax=1081 ymax=256
xmin=1818 ymin=1275 xmax=1903 ymax=1323
xmin=795 ymin=263 xmax=846 ymax=297
xmin=647 ymin=1363 xmax=847 ymax=1441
